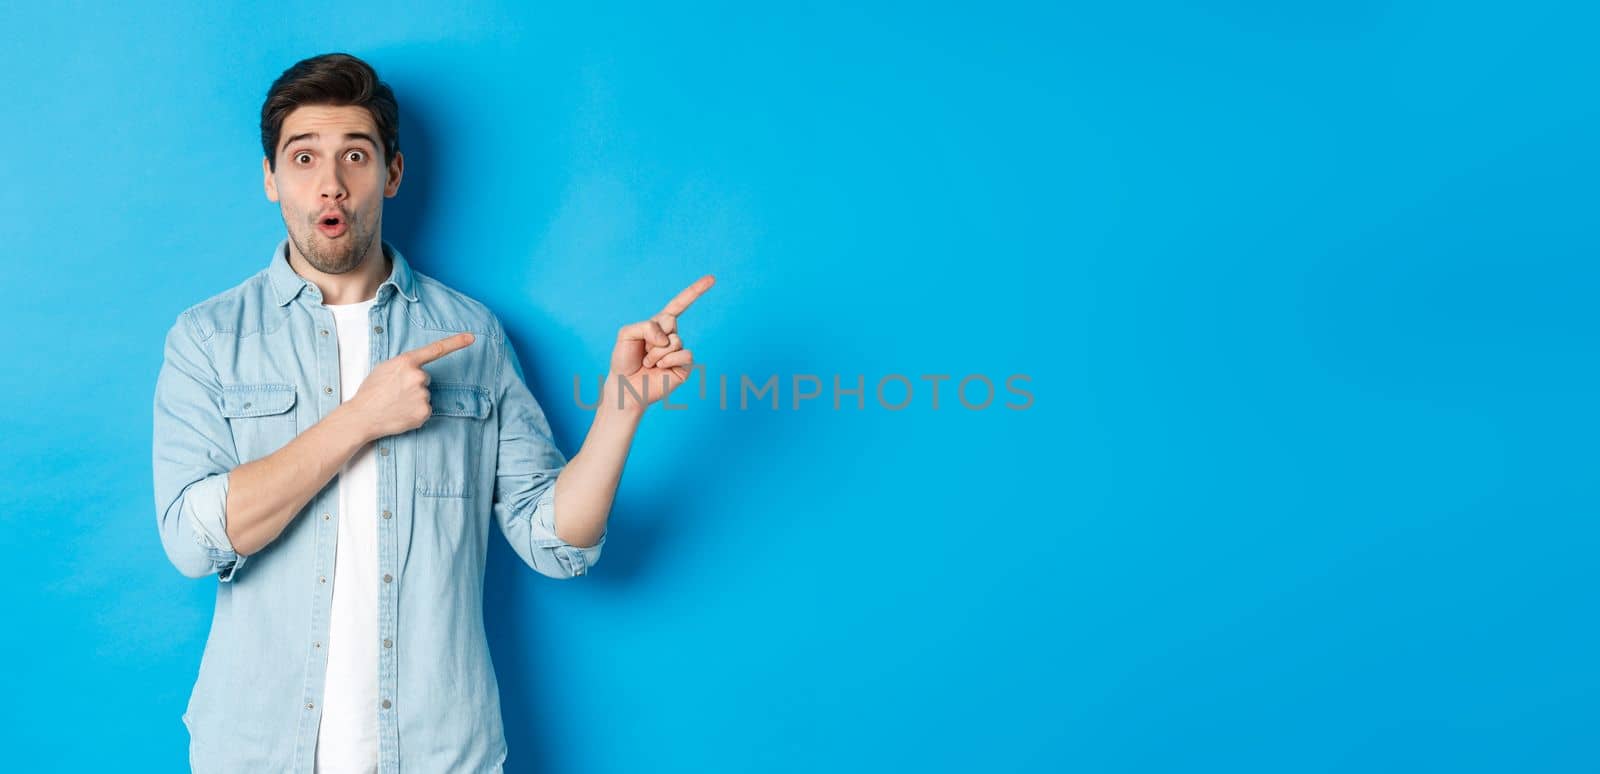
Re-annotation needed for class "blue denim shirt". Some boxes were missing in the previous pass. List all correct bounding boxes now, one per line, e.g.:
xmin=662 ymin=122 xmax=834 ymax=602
xmin=151 ymin=238 xmax=605 ymax=773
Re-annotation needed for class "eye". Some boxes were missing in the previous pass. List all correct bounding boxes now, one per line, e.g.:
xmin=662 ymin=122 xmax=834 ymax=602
xmin=294 ymin=152 xmax=312 ymax=165
xmin=346 ymin=149 xmax=366 ymax=163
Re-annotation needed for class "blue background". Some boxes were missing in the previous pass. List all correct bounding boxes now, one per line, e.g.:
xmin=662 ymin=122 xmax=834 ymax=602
xmin=2 ymin=1 xmax=1595 ymax=771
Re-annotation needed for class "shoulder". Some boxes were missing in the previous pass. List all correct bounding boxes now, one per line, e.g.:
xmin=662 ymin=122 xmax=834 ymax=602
xmin=407 ymin=271 xmax=506 ymax=344
xmin=176 ymin=269 xmax=279 ymax=341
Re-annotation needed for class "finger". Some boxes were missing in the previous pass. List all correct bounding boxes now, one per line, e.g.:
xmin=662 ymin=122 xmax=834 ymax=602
xmin=658 ymin=274 xmax=716 ymax=318
xmin=618 ymin=320 xmax=670 ymax=348
xmin=643 ymin=334 xmax=682 ymax=368
xmin=643 ymin=346 xmax=672 ymax=370
xmin=401 ymin=332 xmax=475 ymax=365
xmin=654 ymin=348 xmax=693 ymax=370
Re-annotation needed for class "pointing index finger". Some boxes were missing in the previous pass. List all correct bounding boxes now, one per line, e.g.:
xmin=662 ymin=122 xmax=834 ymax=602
xmin=402 ymin=332 xmax=476 ymax=365
xmin=659 ymin=274 xmax=716 ymax=318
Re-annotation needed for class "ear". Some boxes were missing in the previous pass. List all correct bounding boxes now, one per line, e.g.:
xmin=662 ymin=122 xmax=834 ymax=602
xmin=384 ymin=151 xmax=405 ymax=198
xmin=263 ymin=157 xmax=279 ymax=202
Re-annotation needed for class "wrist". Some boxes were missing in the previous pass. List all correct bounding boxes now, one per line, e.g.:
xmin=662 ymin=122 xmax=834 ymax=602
xmin=327 ymin=402 xmax=377 ymax=446
xmin=600 ymin=373 xmax=650 ymax=420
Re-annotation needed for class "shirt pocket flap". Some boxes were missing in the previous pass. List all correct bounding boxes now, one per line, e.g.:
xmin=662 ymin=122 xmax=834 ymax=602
xmin=429 ymin=383 xmax=491 ymax=419
xmin=220 ymin=383 xmax=298 ymax=417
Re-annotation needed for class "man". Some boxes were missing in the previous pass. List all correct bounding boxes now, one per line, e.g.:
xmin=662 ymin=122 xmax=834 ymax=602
xmin=151 ymin=52 xmax=712 ymax=773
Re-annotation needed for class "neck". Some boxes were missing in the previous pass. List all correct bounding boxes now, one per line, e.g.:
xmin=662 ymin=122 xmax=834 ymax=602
xmin=287 ymin=236 xmax=389 ymax=305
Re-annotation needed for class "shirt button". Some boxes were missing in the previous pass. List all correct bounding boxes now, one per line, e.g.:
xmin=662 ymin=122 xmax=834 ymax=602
xmin=314 ymin=641 xmax=322 ymax=649
xmin=323 ymin=512 xmax=331 ymax=520
xmin=382 ymin=510 xmax=391 ymax=519
xmin=383 ymin=638 xmax=393 ymax=649
xmin=324 ymin=386 xmax=334 ymax=395
xmin=306 ymin=702 xmax=315 ymax=710
xmin=382 ymin=699 xmax=392 ymax=709
xmin=319 ymin=575 xmax=327 ymax=584
xmin=383 ymin=573 xmax=393 ymax=583
xmin=379 ymin=447 xmax=389 ymax=456
xmin=242 ymin=401 xmax=253 ymax=409
xmin=320 ymin=328 xmax=329 ymax=336
xmin=374 ymin=325 xmax=384 ymax=334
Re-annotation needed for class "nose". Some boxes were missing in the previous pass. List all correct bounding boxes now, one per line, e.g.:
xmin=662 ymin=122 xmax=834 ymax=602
xmin=317 ymin=166 xmax=347 ymax=204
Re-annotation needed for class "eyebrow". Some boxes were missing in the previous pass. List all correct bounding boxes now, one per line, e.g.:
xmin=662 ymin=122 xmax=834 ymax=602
xmin=280 ymin=132 xmax=380 ymax=153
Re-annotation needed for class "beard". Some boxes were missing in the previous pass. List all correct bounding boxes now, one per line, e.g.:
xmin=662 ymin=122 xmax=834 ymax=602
xmin=285 ymin=211 xmax=376 ymax=275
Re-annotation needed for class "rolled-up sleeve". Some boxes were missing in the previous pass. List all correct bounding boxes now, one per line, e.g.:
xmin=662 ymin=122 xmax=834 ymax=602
xmin=489 ymin=317 xmax=605 ymax=579
xmin=152 ymin=310 xmax=248 ymax=581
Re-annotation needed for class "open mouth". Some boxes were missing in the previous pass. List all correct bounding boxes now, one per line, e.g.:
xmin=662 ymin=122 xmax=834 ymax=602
xmin=317 ymin=214 xmax=348 ymax=237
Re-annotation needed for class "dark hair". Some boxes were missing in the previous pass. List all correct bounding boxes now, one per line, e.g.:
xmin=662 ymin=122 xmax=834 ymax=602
xmin=260 ymin=53 xmax=400 ymax=172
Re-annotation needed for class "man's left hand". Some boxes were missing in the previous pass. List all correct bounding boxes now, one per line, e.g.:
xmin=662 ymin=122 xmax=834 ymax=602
xmin=607 ymin=274 xmax=715 ymax=412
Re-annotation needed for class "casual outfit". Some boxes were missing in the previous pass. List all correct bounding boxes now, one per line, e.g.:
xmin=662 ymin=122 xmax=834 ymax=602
xmin=151 ymin=239 xmax=604 ymax=773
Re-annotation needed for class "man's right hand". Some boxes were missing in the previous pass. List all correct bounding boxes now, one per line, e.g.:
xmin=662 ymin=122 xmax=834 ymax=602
xmin=346 ymin=332 xmax=477 ymax=441
xmin=221 ymin=331 xmax=477 ymax=556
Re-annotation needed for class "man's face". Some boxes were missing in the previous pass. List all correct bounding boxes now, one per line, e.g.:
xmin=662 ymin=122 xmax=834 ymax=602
xmin=263 ymin=104 xmax=403 ymax=275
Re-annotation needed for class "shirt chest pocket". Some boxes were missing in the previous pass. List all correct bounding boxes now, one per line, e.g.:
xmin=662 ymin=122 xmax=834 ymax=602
xmin=219 ymin=383 xmax=298 ymax=464
xmin=414 ymin=383 xmax=492 ymax=498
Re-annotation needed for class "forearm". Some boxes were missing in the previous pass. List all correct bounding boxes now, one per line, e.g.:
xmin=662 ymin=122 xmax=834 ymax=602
xmin=225 ymin=403 xmax=372 ymax=555
xmin=551 ymin=375 xmax=645 ymax=548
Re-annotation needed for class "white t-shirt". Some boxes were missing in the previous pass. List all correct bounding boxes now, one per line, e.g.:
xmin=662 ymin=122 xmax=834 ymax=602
xmin=315 ymin=296 xmax=381 ymax=774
